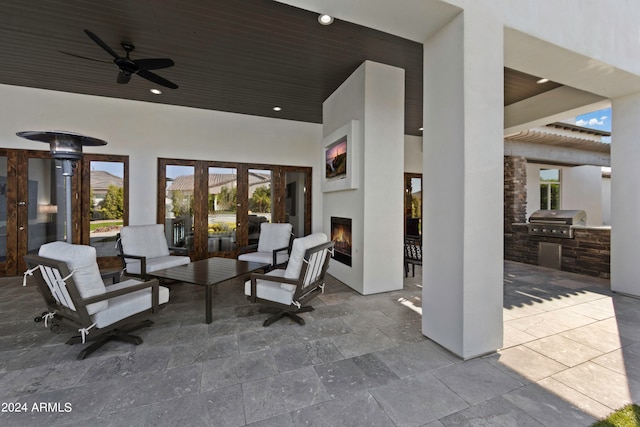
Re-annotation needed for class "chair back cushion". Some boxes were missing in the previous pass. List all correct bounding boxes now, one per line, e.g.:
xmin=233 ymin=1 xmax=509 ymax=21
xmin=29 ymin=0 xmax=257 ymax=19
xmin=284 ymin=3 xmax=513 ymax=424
xmin=257 ymin=223 xmax=293 ymax=253
xmin=38 ymin=242 xmax=107 ymax=315
xmin=284 ymin=233 xmax=328 ymax=280
xmin=120 ymin=224 xmax=170 ymax=259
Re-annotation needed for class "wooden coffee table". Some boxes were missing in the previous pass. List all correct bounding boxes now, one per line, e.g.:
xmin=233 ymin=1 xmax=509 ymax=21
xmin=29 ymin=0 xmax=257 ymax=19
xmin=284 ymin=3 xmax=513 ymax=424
xmin=149 ymin=257 xmax=268 ymax=324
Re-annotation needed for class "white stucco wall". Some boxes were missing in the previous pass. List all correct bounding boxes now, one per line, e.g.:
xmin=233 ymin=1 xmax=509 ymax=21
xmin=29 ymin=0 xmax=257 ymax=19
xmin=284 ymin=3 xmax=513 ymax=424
xmin=422 ymin=7 xmax=504 ymax=358
xmin=602 ymin=175 xmax=611 ymax=226
xmin=404 ymin=135 xmax=423 ymax=174
xmin=562 ymin=165 xmax=603 ymax=226
xmin=322 ymin=61 xmax=404 ymax=294
xmin=0 ymin=83 xmax=324 ymax=229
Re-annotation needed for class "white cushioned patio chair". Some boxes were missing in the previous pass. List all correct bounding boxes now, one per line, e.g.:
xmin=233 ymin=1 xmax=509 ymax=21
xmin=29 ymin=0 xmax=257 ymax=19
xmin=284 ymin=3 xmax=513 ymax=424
xmin=23 ymin=242 xmax=169 ymax=359
xmin=238 ymin=222 xmax=293 ymax=270
xmin=245 ymin=233 xmax=334 ymax=326
xmin=117 ymin=224 xmax=191 ymax=280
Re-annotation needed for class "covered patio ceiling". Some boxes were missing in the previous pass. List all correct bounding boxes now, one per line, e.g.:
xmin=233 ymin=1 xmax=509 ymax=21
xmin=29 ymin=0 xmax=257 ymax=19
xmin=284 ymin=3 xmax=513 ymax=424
xmin=1 ymin=0 xmax=564 ymax=137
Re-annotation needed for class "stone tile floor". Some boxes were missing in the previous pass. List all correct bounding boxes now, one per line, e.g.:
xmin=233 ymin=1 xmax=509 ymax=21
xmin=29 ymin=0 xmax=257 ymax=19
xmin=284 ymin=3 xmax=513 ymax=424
xmin=0 ymin=260 xmax=639 ymax=426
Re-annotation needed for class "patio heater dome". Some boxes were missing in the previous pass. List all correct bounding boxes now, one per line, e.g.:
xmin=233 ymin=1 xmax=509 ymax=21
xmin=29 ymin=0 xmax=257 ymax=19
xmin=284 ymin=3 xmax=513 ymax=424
xmin=16 ymin=130 xmax=107 ymax=243
xmin=16 ymin=130 xmax=107 ymax=162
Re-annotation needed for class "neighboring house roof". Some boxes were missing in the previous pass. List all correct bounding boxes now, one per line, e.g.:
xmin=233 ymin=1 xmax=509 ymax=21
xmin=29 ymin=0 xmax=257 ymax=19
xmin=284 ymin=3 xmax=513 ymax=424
xmin=90 ymin=170 xmax=123 ymax=193
xmin=168 ymin=172 xmax=271 ymax=193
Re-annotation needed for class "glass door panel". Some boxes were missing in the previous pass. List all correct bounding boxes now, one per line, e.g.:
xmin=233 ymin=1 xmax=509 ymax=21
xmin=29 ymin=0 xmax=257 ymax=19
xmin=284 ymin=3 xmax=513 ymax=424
xmin=285 ymin=171 xmax=306 ymax=238
xmin=27 ymin=158 xmax=59 ymax=253
xmin=165 ymin=165 xmax=195 ymax=251
xmin=0 ymin=156 xmax=8 ymax=271
xmin=247 ymin=169 xmax=273 ymax=245
xmin=405 ymin=174 xmax=422 ymax=236
xmin=207 ymin=166 xmax=238 ymax=255
xmin=88 ymin=161 xmax=124 ymax=257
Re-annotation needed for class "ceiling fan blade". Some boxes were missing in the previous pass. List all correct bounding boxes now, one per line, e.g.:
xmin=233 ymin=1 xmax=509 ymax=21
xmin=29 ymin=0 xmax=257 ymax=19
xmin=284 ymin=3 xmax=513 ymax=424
xmin=134 ymin=58 xmax=175 ymax=70
xmin=137 ymin=70 xmax=178 ymax=89
xmin=84 ymin=29 xmax=120 ymax=60
xmin=117 ymin=71 xmax=131 ymax=84
xmin=59 ymin=50 xmax=112 ymax=64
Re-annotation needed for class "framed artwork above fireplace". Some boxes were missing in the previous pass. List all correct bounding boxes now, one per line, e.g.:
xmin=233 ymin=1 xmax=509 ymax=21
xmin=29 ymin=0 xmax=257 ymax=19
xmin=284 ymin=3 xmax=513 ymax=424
xmin=322 ymin=120 xmax=359 ymax=192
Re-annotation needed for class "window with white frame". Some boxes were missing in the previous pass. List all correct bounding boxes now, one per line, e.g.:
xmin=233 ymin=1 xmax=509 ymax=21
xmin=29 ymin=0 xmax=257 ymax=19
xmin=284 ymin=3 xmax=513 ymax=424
xmin=540 ymin=169 xmax=560 ymax=210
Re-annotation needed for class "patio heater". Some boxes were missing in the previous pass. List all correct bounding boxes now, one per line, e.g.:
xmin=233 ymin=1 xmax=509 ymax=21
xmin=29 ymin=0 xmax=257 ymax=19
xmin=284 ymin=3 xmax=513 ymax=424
xmin=16 ymin=131 xmax=107 ymax=243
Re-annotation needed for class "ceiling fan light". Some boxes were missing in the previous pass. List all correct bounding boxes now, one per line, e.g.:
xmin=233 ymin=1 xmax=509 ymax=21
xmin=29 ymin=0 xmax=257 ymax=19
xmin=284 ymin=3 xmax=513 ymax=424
xmin=318 ymin=14 xmax=334 ymax=25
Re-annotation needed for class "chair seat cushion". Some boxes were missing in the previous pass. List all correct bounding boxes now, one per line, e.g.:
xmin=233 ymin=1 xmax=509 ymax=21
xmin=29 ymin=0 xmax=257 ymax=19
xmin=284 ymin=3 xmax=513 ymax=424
xmin=238 ymin=251 xmax=289 ymax=266
xmin=126 ymin=255 xmax=191 ymax=275
xmin=39 ymin=242 xmax=107 ymax=315
xmin=92 ymin=279 xmax=169 ymax=328
xmin=244 ymin=269 xmax=295 ymax=306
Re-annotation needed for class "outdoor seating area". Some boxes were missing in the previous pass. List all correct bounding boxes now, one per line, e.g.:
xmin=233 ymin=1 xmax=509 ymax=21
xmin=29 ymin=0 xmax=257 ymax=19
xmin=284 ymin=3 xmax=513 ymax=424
xmin=2 ymin=261 xmax=640 ymax=425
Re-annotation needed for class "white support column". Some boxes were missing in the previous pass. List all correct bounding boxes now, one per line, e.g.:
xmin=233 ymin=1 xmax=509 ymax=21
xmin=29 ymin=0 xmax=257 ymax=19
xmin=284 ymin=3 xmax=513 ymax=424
xmin=611 ymin=92 xmax=640 ymax=297
xmin=422 ymin=10 xmax=504 ymax=358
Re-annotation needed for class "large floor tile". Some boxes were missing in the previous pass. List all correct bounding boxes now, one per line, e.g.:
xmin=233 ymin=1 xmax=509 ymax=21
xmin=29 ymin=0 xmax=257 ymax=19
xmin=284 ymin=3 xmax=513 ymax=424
xmin=291 ymin=390 xmax=394 ymax=427
xmin=491 ymin=346 xmax=568 ymax=382
xmin=432 ymin=358 xmax=524 ymax=405
xmin=201 ymin=349 xmax=279 ymax=392
xmin=439 ymin=396 xmax=543 ymax=426
xmin=147 ymin=384 xmax=245 ymax=427
xmin=330 ymin=328 xmax=397 ymax=358
xmin=242 ymin=366 xmax=330 ymax=424
xmin=102 ymin=364 xmax=202 ymax=413
xmin=559 ymin=322 xmax=626 ymax=353
xmin=314 ymin=353 xmax=399 ymax=396
xmin=375 ymin=340 xmax=458 ymax=379
xmin=504 ymin=383 xmax=597 ymax=426
xmin=536 ymin=377 xmax=613 ymax=419
xmin=523 ymin=334 xmax=603 ymax=367
xmin=369 ymin=372 xmax=469 ymax=426
xmin=270 ymin=338 xmax=344 ymax=373
xmin=552 ymin=361 xmax=640 ymax=409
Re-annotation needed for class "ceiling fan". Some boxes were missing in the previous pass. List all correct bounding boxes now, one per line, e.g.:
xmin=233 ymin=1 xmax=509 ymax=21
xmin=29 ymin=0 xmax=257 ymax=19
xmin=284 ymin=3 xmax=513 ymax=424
xmin=62 ymin=29 xmax=178 ymax=89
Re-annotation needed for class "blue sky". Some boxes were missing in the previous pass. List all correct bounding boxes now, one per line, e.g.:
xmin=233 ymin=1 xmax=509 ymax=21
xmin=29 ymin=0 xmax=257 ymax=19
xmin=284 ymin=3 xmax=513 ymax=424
xmin=575 ymin=107 xmax=611 ymax=132
xmin=575 ymin=107 xmax=611 ymax=143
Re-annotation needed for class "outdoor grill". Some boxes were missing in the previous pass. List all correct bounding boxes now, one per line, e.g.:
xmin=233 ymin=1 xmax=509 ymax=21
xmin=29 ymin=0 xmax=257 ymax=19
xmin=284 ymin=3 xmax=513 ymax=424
xmin=527 ymin=210 xmax=586 ymax=239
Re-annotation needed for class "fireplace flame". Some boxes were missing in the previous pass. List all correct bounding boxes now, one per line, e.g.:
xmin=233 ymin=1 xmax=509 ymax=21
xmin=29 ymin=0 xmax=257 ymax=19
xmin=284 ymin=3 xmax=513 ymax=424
xmin=332 ymin=225 xmax=351 ymax=245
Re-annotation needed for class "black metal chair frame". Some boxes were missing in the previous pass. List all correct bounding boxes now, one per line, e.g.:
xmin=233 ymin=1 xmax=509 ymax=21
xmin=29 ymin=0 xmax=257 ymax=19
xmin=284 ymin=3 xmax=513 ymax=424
xmin=404 ymin=235 xmax=422 ymax=277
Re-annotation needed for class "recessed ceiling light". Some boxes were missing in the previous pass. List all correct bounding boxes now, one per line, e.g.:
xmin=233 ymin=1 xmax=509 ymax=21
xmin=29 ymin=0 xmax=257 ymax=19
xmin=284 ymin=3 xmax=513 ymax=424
xmin=419 ymin=127 xmax=423 ymax=131
xmin=536 ymin=78 xmax=550 ymax=84
xmin=273 ymin=106 xmax=282 ymax=112
xmin=318 ymin=14 xmax=334 ymax=25
xmin=150 ymin=88 xmax=162 ymax=94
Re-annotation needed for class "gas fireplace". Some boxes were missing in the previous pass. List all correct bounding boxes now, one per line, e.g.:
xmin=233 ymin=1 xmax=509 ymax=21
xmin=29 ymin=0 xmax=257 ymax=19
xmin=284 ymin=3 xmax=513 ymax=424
xmin=331 ymin=216 xmax=352 ymax=266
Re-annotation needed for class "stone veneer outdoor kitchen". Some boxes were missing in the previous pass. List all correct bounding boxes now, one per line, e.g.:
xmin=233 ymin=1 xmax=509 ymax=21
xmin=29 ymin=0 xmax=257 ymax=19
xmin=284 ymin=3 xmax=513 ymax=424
xmin=504 ymin=156 xmax=611 ymax=279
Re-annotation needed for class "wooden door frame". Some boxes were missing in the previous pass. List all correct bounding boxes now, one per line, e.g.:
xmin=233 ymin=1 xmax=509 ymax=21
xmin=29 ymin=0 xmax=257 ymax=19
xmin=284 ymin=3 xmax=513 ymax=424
xmin=157 ymin=158 xmax=312 ymax=260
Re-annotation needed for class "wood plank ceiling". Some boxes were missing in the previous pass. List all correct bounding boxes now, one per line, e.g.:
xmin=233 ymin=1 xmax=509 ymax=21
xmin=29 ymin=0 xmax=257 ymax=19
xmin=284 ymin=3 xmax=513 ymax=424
xmin=0 ymin=0 xmax=559 ymax=137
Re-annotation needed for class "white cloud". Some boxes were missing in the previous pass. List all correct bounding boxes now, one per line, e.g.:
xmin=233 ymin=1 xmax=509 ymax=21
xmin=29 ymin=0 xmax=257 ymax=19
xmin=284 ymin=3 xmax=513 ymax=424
xmin=600 ymin=115 xmax=608 ymax=121
xmin=577 ymin=117 xmax=605 ymax=126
